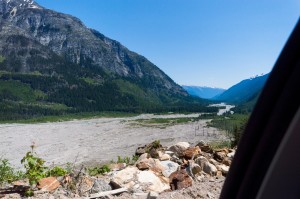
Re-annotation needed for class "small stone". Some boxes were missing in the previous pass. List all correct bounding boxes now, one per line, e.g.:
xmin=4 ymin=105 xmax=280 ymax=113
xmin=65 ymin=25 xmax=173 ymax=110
xmin=199 ymin=145 xmax=214 ymax=153
xmin=227 ymin=151 xmax=235 ymax=159
xmin=159 ymin=154 xmax=171 ymax=161
xmin=220 ymin=165 xmax=229 ymax=175
xmin=110 ymin=163 xmax=127 ymax=171
xmin=147 ymin=191 xmax=159 ymax=199
xmin=37 ymin=177 xmax=60 ymax=192
xmin=90 ymin=179 xmax=112 ymax=193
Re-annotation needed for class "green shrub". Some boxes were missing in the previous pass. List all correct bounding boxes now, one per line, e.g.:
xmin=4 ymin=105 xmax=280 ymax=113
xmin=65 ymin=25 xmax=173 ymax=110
xmin=0 ymin=159 xmax=24 ymax=185
xmin=88 ymin=165 xmax=111 ymax=176
xmin=46 ymin=166 xmax=68 ymax=177
xmin=21 ymin=151 xmax=47 ymax=185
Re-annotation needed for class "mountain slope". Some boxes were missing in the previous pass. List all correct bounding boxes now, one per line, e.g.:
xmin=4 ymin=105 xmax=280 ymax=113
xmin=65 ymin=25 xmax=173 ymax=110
xmin=215 ymin=74 xmax=269 ymax=103
xmin=0 ymin=0 xmax=216 ymax=120
xmin=182 ymin=86 xmax=225 ymax=99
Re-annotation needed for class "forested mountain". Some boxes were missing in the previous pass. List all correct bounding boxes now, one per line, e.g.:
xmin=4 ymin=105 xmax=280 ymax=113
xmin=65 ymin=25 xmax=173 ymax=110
xmin=0 ymin=0 xmax=217 ymax=120
xmin=214 ymin=74 xmax=269 ymax=103
xmin=182 ymin=86 xmax=225 ymax=99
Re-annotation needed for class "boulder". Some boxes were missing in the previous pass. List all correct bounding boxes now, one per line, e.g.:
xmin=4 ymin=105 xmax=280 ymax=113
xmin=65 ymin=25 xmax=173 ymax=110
xmin=149 ymin=148 xmax=159 ymax=159
xmin=199 ymin=145 xmax=214 ymax=153
xmin=90 ymin=179 xmax=112 ymax=193
xmin=219 ymin=165 xmax=229 ymax=175
xmin=110 ymin=163 xmax=127 ymax=171
xmin=169 ymin=169 xmax=193 ymax=190
xmin=160 ymin=161 xmax=179 ymax=178
xmin=214 ymin=151 xmax=227 ymax=162
xmin=195 ymin=156 xmax=209 ymax=168
xmin=183 ymin=146 xmax=201 ymax=159
xmin=136 ymin=158 xmax=165 ymax=172
xmin=112 ymin=167 xmax=139 ymax=189
xmin=136 ymin=147 xmax=146 ymax=156
xmin=176 ymin=142 xmax=190 ymax=149
xmin=147 ymin=191 xmax=159 ymax=199
xmin=137 ymin=171 xmax=170 ymax=193
xmin=227 ymin=151 xmax=235 ymax=159
xmin=159 ymin=154 xmax=171 ymax=161
xmin=167 ymin=142 xmax=190 ymax=157
xmin=203 ymin=162 xmax=217 ymax=176
xmin=37 ymin=177 xmax=60 ymax=192
xmin=222 ymin=158 xmax=232 ymax=166
xmin=195 ymin=140 xmax=206 ymax=147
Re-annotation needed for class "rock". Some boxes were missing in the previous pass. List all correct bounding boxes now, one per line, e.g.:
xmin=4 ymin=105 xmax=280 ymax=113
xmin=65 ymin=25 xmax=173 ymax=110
xmin=37 ymin=177 xmax=60 ymax=192
xmin=203 ymin=162 xmax=217 ymax=176
xmin=164 ymin=150 xmax=175 ymax=156
xmin=170 ymin=156 xmax=183 ymax=165
xmin=110 ymin=163 xmax=127 ymax=171
xmin=227 ymin=151 xmax=235 ymax=159
xmin=90 ymin=179 xmax=112 ymax=194
xmin=183 ymin=146 xmax=201 ymax=159
xmin=136 ymin=158 xmax=165 ymax=172
xmin=222 ymin=158 xmax=232 ymax=166
xmin=195 ymin=156 xmax=209 ymax=168
xmin=167 ymin=142 xmax=190 ymax=157
xmin=214 ymin=151 xmax=227 ymax=162
xmin=196 ymin=140 xmax=206 ymax=147
xmin=159 ymin=154 xmax=171 ymax=161
xmin=137 ymin=171 xmax=170 ymax=193
xmin=209 ymin=158 xmax=219 ymax=166
xmin=136 ymin=147 xmax=146 ymax=156
xmin=112 ymin=167 xmax=139 ymax=189
xmin=160 ymin=161 xmax=180 ymax=178
xmin=109 ymin=181 xmax=122 ymax=190
xmin=78 ymin=176 xmax=94 ymax=195
xmin=137 ymin=153 xmax=149 ymax=162
xmin=199 ymin=145 xmax=214 ymax=153
xmin=189 ymin=161 xmax=202 ymax=176
xmin=147 ymin=191 xmax=159 ymax=199
xmin=219 ymin=165 xmax=229 ymax=175
xmin=169 ymin=169 xmax=193 ymax=190
xmin=149 ymin=148 xmax=159 ymax=159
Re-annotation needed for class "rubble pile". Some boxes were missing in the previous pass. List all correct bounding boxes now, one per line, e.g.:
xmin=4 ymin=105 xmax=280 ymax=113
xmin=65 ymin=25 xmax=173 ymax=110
xmin=0 ymin=141 xmax=235 ymax=199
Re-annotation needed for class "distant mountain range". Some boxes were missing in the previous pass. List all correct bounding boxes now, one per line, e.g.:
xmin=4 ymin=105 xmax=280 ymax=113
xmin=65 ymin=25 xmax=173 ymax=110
xmin=0 ymin=0 xmax=216 ymax=120
xmin=182 ymin=86 xmax=225 ymax=99
xmin=214 ymin=74 xmax=270 ymax=103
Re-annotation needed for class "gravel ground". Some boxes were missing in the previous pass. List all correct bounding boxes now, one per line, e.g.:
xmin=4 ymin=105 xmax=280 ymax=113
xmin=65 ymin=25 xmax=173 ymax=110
xmin=0 ymin=113 xmax=227 ymax=169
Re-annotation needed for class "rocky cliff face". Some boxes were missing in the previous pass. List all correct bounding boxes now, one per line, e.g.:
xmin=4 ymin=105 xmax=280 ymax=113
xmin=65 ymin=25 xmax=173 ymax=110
xmin=0 ymin=0 xmax=185 ymax=95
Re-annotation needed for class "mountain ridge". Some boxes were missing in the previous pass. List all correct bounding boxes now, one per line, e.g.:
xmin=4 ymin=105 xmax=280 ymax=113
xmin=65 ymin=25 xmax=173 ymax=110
xmin=182 ymin=85 xmax=225 ymax=99
xmin=214 ymin=73 xmax=269 ymax=103
xmin=0 ymin=0 xmax=218 ymax=120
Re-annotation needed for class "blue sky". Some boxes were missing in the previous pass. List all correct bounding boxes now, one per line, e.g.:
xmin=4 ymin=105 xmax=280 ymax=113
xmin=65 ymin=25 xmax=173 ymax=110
xmin=35 ymin=0 xmax=299 ymax=89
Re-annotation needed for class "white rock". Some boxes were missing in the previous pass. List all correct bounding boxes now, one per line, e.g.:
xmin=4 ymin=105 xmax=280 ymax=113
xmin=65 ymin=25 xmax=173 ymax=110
xmin=220 ymin=165 xmax=229 ymax=175
xmin=160 ymin=160 xmax=179 ymax=177
xmin=147 ymin=191 xmax=159 ymax=199
xmin=175 ymin=142 xmax=190 ymax=149
xmin=112 ymin=166 xmax=139 ymax=188
xmin=159 ymin=154 xmax=171 ymax=161
xmin=203 ymin=162 xmax=217 ymax=176
xmin=227 ymin=151 xmax=235 ymax=159
xmin=137 ymin=171 xmax=170 ymax=193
